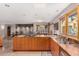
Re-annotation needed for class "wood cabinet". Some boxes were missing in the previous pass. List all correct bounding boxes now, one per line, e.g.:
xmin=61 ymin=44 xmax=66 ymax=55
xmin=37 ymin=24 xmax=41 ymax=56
xmin=59 ymin=6 xmax=79 ymax=40
xmin=0 ymin=36 xmax=2 ymax=47
xmin=60 ymin=16 xmax=67 ymax=35
xmin=50 ymin=39 xmax=59 ymax=56
xmin=13 ymin=36 xmax=50 ymax=51
xmin=59 ymin=48 xmax=70 ymax=56
xmin=36 ymin=37 xmax=50 ymax=50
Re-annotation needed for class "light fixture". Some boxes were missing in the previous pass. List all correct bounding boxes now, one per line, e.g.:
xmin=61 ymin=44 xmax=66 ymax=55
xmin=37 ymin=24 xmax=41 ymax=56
xmin=1 ymin=24 xmax=5 ymax=30
xmin=37 ymin=20 xmax=43 ymax=22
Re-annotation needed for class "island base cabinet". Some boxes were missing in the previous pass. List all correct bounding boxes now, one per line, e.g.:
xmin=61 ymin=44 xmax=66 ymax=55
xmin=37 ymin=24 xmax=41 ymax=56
xmin=0 ymin=36 xmax=2 ymax=47
xmin=36 ymin=37 xmax=50 ymax=51
xmin=13 ymin=37 xmax=50 ymax=51
xmin=51 ymin=39 xmax=59 ymax=56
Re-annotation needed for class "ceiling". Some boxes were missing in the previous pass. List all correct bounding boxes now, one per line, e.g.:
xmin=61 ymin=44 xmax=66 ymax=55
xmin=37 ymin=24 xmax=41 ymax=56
xmin=0 ymin=3 xmax=70 ymax=24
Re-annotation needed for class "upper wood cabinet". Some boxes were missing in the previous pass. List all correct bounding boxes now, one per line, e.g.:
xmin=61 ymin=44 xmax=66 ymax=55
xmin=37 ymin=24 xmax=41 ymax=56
xmin=67 ymin=9 xmax=78 ymax=37
xmin=60 ymin=16 xmax=67 ymax=35
xmin=59 ymin=6 xmax=79 ymax=40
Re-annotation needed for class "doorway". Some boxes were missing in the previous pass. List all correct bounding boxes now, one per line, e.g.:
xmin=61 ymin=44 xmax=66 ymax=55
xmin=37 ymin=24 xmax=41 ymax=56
xmin=7 ymin=26 xmax=11 ymax=37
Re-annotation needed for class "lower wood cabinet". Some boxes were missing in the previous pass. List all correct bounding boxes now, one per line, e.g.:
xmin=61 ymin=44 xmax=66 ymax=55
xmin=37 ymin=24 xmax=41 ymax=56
xmin=50 ymin=39 xmax=59 ymax=56
xmin=36 ymin=37 xmax=50 ymax=50
xmin=13 ymin=37 xmax=50 ymax=51
xmin=0 ymin=36 xmax=2 ymax=47
xmin=59 ymin=47 xmax=70 ymax=56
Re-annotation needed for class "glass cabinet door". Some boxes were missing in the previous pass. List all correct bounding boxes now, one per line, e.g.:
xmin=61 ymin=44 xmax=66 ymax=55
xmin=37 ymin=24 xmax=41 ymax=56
xmin=68 ymin=12 xmax=78 ymax=36
xmin=60 ymin=17 xmax=66 ymax=35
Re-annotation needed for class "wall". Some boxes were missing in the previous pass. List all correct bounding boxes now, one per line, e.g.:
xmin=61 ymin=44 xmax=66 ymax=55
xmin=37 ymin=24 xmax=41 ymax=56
xmin=0 ymin=24 xmax=16 ymax=39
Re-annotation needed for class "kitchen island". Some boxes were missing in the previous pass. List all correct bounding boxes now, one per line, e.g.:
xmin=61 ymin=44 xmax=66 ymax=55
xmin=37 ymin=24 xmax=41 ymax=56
xmin=13 ymin=35 xmax=79 ymax=56
xmin=13 ymin=35 xmax=50 ymax=51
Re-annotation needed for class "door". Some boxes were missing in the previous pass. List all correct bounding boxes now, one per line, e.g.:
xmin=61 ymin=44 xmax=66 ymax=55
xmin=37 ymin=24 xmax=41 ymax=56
xmin=7 ymin=26 xmax=11 ymax=37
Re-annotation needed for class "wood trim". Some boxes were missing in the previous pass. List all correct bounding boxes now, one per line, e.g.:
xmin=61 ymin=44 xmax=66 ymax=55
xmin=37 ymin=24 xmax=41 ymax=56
xmin=65 ymin=14 xmax=68 ymax=35
xmin=76 ymin=6 xmax=79 ymax=39
xmin=60 ymin=14 xmax=67 ymax=35
xmin=0 ymin=36 xmax=2 ymax=47
xmin=66 ymin=7 xmax=77 ymax=16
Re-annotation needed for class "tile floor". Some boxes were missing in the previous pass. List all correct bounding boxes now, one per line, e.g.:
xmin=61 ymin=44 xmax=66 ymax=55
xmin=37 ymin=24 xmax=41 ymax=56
xmin=0 ymin=38 xmax=52 ymax=56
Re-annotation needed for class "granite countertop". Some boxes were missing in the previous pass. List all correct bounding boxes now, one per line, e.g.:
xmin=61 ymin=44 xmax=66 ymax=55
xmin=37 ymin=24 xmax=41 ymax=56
xmin=60 ymin=44 xmax=79 ymax=56
xmin=60 ymin=34 xmax=79 ymax=41
xmin=35 ymin=35 xmax=79 ymax=56
xmin=15 ymin=35 xmax=26 ymax=37
xmin=50 ymin=36 xmax=79 ymax=56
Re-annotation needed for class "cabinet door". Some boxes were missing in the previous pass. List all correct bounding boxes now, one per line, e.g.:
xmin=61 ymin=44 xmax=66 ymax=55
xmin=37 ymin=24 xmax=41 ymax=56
xmin=18 ymin=38 xmax=23 ymax=50
xmin=37 ymin=37 xmax=50 ymax=50
xmin=13 ymin=37 xmax=17 ymax=50
xmin=37 ymin=38 xmax=43 ymax=50
xmin=31 ymin=37 xmax=43 ymax=50
xmin=40 ymin=38 xmax=49 ymax=50
xmin=13 ymin=38 xmax=21 ymax=50
xmin=0 ymin=36 xmax=2 ymax=47
xmin=30 ymin=37 xmax=50 ymax=51
xmin=33 ymin=38 xmax=38 ymax=50
xmin=30 ymin=37 xmax=34 ymax=50
xmin=50 ymin=39 xmax=54 ymax=55
xmin=54 ymin=42 xmax=59 ymax=56
xmin=44 ymin=38 xmax=50 ymax=50
xmin=25 ymin=38 xmax=31 ymax=50
xmin=51 ymin=39 xmax=59 ymax=56
xmin=20 ymin=37 xmax=25 ymax=50
xmin=30 ymin=38 xmax=34 ymax=50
